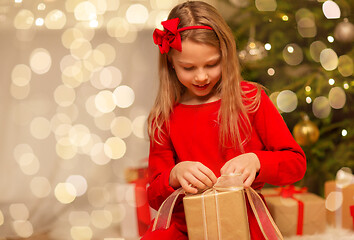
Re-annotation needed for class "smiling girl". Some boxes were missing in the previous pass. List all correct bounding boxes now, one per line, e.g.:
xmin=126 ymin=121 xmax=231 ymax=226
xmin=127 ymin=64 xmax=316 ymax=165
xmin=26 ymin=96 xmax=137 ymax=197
xmin=143 ymin=1 xmax=306 ymax=239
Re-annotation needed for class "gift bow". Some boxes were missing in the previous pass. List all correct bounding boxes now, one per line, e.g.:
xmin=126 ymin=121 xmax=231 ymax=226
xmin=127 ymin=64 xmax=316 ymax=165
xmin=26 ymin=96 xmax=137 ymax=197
xmin=153 ymin=18 xmax=213 ymax=54
xmin=152 ymin=174 xmax=284 ymax=240
xmin=278 ymin=185 xmax=307 ymax=198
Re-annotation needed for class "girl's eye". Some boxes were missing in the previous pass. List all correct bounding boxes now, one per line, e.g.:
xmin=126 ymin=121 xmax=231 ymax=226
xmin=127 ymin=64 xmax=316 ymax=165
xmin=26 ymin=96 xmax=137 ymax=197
xmin=207 ymin=62 xmax=218 ymax=68
xmin=183 ymin=67 xmax=194 ymax=71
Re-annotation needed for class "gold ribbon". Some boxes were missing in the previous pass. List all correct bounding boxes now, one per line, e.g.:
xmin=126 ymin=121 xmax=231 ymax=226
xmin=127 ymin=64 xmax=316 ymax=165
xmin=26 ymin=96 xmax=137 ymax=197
xmin=152 ymin=173 xmax=284 ymax=240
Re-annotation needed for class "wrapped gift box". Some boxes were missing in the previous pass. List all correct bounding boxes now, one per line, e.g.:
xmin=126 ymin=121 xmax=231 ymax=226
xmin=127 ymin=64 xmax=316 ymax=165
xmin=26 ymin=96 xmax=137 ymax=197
xmin=262 ymin=187 xmax=326 ymax=237
xmin=324 ymin=180 xmax=354 ymax=230
xmin=183 ymin=189 xmax=250 ymax=240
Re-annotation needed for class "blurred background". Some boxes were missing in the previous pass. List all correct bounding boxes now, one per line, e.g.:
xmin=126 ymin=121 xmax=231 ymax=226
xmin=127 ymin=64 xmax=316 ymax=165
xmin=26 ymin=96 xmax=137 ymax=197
xmin=0 ymin=0 xmax=352 ymax=239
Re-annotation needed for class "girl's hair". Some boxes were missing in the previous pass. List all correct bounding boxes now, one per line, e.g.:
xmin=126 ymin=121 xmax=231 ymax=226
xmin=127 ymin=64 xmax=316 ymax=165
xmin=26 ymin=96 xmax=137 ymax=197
xmin=148 ymin=1 xmax=261 ymax=151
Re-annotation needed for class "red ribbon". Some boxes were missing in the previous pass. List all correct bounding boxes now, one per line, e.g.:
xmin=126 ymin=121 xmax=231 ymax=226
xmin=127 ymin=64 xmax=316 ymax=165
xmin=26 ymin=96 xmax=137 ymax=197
xmin=153 ymin=18 xmax=213 ymax=54
xmin=350 ymin=205 xmax=354 ymax=230
xmin=132 ymin=171 xmax=151 ymax=236
xmin=264 ymin=185 xmax=307 ymax=235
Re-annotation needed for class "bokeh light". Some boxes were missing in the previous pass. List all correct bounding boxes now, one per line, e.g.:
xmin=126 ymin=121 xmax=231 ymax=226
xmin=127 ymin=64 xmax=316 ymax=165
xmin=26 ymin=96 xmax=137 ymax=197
xmin=342 ymin=129 xmax=347 ymax=137
xmin=56 ymin=137 xmax=78 ymax=160
xmin=296 ymin=8 xmax=316 ymax=38
xmin=18 ymin=152 xmax=40 ymax=175
xmin=54 ymin=182 xmax=77 ymax=204
xmin=283 ymin=44 xmax=303 ymax=66
xmin=29 ymin=48 xmax=52 ymax=74
xmin=338 ymin=55 xmax=353 ymax=77
xmin=325 ymin=191 xmax=343 ymax=211
xmin=69 ymin=124 xmax=91 ymax=147
xmin=74 ymin=1 xmax=97 ymax=21
xmin=90 ymin=142 xmax=111 ymax=165
xmin=95 ymin=90 xmax=116 ymax=113
xmin=335 ymin=167 xmax=353 ymax=188
xmin=14 ymin=9 xmax=34 ymax=29
xmin=66 ymin=175 xmax=88 ymax=197
xmin=276 ymin=90 xmax=298 ymax=112
xmin=320 ymin=48 xmax=338 ymax=71
xmin=111 ymin=116 xmax=132 ymax=139
xmin=45 ymin=10 xmax=66 ymax=29
xmin=328 ymin=87 xmax=347 ymax=109
xmin=11 ymin=64 xmax=31 ymax=87
xmin=70 ymin=38 xmax=92 ymax=60
xmin=255 ymin=0 xmax=277 ymax=11
xmin=9 ymin=203 xmax=29 ymax=220
xmin=132 ymin=115 xmax=147 ymax=139
xmin=126 ymin=4 xmax=149 ymax=24
xmin=30 ymin=117 xmax=51 ymax=140
xmin=30 ymin=176 xmax=51 ymax=198
xmin=91 ymin=210 xmax=112 ymax=229
xmin=312 ymin=96 xmax=331 ymax=119
xmin=309 ymin=41 xmax=326 ymax=62
xmin=322 ymin=0 xmax=341 ymax=19
xmin=12 ymin=220 xmax=33 ymax=238
xmin=113 ymin=85 xmax=135 ymax=108
xmin=10 ymin=83 xmax=30 ymax=100
xmin=104 ymin=137 xmax=126 ymax=159
xmin=70 ymin=226 xmax=93 ymax=240
xmin=0 ymin=210 xmax=4 ymax=226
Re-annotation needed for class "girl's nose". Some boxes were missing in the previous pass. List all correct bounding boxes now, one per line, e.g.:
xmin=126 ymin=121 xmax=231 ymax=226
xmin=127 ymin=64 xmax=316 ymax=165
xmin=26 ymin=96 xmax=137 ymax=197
xmin=194 ymin=72 xmax=209 ymax=82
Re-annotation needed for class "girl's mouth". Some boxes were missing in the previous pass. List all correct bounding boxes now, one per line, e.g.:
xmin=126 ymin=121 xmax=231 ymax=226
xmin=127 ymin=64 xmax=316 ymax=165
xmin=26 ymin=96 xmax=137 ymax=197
xmin=193 ymin=83 xmax=210 ymax=90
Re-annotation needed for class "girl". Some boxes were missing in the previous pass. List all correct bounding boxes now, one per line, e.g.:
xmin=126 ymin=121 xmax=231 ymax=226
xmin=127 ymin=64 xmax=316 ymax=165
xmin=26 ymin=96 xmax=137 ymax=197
xmin=143 ymin=1 xmax=306 ymax=239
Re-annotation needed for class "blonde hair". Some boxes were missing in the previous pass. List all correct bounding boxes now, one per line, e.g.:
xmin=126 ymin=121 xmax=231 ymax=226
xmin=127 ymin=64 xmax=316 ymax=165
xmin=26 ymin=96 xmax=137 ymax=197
xmin=148 ymin=1 xmax=261 ymax=151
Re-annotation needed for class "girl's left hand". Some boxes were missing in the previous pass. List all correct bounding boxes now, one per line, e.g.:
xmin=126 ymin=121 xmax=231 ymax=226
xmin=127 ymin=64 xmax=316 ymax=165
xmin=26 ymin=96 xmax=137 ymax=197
xmin=220 ymin=153 xmax=260 ymax=188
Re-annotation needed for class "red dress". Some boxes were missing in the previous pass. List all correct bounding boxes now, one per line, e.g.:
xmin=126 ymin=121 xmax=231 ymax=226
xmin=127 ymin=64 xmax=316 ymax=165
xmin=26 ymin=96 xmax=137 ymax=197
xmin=142 ymin=82 xmax=306 ymax=239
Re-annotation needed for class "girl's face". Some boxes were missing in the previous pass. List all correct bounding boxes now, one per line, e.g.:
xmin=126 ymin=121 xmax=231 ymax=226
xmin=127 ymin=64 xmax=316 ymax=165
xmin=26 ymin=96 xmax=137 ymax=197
xmin=170 ymin=39 xmax=222 ymax=104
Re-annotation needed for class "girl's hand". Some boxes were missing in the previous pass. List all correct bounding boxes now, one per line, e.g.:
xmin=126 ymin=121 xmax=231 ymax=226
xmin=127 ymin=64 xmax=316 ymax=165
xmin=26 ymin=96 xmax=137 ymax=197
xmin=220 ymin=153 xmax=260 ymax=188
xmin=169 ymin=161 xmax=217 ymax=194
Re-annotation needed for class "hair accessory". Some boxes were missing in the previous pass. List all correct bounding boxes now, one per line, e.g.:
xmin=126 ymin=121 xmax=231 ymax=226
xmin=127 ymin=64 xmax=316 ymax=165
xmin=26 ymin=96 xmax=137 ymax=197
xmin=153 ymin=18 xmax=213 ymax=54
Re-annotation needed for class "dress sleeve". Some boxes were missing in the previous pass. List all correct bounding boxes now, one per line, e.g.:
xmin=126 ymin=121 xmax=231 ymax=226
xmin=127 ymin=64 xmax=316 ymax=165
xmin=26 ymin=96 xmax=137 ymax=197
xmin=147 ymin=127 xmax=177 ymax=210
xmin=252 ymin=90 xmax=306 ymax=185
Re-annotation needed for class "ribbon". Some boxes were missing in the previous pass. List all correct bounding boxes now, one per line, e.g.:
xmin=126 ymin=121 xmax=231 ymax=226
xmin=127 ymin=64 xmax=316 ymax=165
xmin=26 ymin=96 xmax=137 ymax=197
xmin=153 ymin=18 xmax=213 ymax=54
xmin=152 ymin=174 xmax=284 ymax=240
xmin=350 ymin=205 xmax=354 ymax=230
xmin=263 ymin=185 xmax=307 ymax=235
xmin=133 ymin=177 xmax=151 ymax=236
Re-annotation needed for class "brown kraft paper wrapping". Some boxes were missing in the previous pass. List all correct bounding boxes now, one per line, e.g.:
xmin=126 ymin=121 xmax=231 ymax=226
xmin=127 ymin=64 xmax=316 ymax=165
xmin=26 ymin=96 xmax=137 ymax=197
xmin=263 ymin=188 xmax=326 ymax=236
xmin=325 ymin=180 xmax=354 ymax=230
xmin=183 ymin=189 xmax=250 ymax=240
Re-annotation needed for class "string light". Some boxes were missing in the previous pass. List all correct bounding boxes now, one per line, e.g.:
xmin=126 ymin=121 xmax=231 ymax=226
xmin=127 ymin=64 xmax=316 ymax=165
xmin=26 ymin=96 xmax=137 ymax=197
xmin=327 ymin=36 xmax=334 ymax=42
xmin=306 ymin=96 xmax=312 ymax=104
xmin=341 ymin=129 xmax=347 ymax=137
xmin=343 ymin=82 xmax=349 ymax=89
xmin=35 ymin=18 xmax=44 ymax=26
xmin=287 ymin=46 xmax=294 ymax=53
xmin=305 ymin=86 xmax=311 ymax=92
xmin=328 ymin=78 xmax=335 ymax=85
xmin=282 ymin=15 xmax=289 ymax=21
xmin=267 ymin=68 xmax=275 ymax=76
xmin=264 ymin=43 xmax=271 ymax=50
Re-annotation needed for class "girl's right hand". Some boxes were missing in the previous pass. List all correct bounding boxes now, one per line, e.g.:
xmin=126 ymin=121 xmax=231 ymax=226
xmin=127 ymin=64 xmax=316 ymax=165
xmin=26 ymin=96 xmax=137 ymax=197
xmin=169 ymin=161 xmax=217 ymax=194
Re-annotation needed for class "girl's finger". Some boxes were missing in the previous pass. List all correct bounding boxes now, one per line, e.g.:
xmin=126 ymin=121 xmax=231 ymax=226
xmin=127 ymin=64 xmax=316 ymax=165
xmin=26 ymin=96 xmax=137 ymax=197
xmin=198 ymin=165 xmax=218 ymax=185
xmin=180 ymin=178 xmax=198 ymax=194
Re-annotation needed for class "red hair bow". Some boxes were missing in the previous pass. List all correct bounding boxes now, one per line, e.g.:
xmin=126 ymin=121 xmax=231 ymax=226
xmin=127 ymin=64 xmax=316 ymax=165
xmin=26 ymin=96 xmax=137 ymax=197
xmin=153 ymin=18 xmax=213 ymax=54
xmin=153 ymin=18 xmax=182 ymax=54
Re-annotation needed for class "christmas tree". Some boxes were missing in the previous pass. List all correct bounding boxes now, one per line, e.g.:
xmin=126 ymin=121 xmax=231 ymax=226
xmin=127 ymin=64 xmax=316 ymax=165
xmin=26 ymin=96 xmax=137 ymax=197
xmin=221 ymin=0 xmax=354 ymax=195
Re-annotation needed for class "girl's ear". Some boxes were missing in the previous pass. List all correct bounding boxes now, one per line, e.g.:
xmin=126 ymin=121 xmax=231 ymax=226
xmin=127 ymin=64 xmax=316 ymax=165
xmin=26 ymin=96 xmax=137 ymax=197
xmin=167 ymin=56 xmax=174 ymax=69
